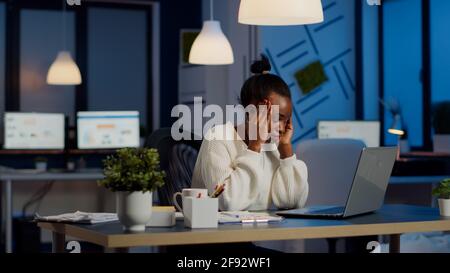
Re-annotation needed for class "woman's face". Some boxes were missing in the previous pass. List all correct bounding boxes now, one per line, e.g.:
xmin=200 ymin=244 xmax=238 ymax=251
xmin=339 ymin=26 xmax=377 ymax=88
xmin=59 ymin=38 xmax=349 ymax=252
xmin=253 ymin=92 xmax=292 ymax=142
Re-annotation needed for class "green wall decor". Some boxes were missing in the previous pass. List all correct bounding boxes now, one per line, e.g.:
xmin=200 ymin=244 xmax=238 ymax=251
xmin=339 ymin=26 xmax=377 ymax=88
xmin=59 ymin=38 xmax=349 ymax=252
xmin=294 ymin=61 xmax=328 ymax=95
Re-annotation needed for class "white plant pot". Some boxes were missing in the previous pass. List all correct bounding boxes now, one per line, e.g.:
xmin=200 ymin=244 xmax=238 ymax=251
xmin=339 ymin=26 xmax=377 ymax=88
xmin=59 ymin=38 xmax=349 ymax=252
xmin=433 ymin=134 xmax=450 ymax=153
xmin=116 ymin=191 xmax=153 ymax=231
xmin=438 ymin=199 xmax=450 ymax=217
xmin=35 ymin=162 xmax=47 ymax=171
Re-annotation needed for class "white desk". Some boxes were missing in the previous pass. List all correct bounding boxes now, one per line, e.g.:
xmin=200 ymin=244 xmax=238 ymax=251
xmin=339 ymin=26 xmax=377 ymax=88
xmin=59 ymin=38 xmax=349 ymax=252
xmin=0 ymin=169 xmax=104 ymax=253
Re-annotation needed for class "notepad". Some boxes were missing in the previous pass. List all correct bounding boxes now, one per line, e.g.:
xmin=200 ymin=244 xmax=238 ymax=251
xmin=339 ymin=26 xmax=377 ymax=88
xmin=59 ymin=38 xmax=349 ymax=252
xmin=218 ymin=211 xmax=283 ymax=224
xmin=35 ymin=211 xmax=118 ymax=224
xmin=146 ymin=206 xmax=176 ymax=227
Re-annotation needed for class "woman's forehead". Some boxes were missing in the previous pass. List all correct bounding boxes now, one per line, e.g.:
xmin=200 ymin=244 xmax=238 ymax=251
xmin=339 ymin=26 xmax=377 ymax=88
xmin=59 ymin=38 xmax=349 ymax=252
xmin=268 ymin=93 xmax=291 ymax=110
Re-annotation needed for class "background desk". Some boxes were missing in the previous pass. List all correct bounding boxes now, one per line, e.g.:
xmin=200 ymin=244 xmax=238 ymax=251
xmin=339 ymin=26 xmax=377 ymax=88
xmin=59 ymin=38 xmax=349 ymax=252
xmin=38 ymin=205 xmax=450 ymax=253
xmin=0 ymin=169 xmax=104 ymax=253
xmin=387 ymin=154 xmax=450 ymax=206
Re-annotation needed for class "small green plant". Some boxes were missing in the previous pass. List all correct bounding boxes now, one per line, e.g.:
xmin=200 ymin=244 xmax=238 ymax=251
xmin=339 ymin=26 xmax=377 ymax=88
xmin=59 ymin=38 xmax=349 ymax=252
xmin=432 ymin=179 xmax=450 ymax=199
xmin=98 ymin=148 xmax=165 ymax=193
xmin=295 ymin=61 xmax=328 ymax=95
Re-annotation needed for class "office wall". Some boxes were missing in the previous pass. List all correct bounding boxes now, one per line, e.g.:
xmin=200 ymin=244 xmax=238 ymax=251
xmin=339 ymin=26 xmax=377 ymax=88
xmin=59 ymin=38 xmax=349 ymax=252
xmin=431 ymin=0 xmax=450 ymax=104
xmin=20 ymin=9 xmax=77 ymax=125
xmin=87 ymin=7 xmax=148 ymax=127
xmin=260 ymin=0 xmax=356 ymax=144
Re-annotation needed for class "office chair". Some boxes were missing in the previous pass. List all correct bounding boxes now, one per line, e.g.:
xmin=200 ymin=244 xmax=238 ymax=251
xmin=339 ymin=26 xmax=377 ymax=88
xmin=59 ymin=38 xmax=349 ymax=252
xmin=145 ymin=128 xmax=202 ymax=207
xmin=296 ymin=138 xmax=366 ymax=253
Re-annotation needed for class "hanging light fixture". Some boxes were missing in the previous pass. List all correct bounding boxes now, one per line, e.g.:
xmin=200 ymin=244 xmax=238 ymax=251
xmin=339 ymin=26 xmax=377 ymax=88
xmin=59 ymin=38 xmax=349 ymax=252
xmin=189 ymin=0 xmax=234 ymax=65
xmin=47 ymin=0 xmax=82 ymax=85
xmin=238 ymin=0 xmax=324 ymax=26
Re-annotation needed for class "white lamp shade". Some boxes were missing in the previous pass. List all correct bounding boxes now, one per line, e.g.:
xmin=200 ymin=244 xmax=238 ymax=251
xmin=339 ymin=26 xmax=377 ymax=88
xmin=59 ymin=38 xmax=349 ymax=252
xmin=238 ymin=0 xmax=324 ymax=26
xmin=47 ymin=51 xmax=82 ymax=85
xmin=189 ymin=21 xmax=234 ymax=65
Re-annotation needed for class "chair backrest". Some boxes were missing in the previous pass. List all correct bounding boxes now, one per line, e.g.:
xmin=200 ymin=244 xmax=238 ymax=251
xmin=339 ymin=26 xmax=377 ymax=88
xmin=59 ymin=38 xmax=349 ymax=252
xmin=296 ymin=138 xmax=366 ymax=206
xmin=146 ymin=128 xmax=202 ymax=206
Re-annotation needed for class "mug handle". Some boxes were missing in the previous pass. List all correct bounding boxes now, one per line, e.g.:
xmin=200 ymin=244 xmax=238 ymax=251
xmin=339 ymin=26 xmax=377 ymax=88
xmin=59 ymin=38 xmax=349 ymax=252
xmin=172 ymin=192 xmax=183 ymax=213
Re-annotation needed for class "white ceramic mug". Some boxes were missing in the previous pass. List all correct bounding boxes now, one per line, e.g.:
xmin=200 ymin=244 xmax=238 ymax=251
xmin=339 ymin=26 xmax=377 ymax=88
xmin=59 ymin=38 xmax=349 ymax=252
xmin=172 ymin=188 xmax=208 ymax=213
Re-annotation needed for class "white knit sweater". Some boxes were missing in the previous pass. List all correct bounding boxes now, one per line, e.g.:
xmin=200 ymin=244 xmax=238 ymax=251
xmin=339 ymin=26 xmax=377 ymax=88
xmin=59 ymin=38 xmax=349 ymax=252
xmin=191 ymin=122 xmax=309 ymax=211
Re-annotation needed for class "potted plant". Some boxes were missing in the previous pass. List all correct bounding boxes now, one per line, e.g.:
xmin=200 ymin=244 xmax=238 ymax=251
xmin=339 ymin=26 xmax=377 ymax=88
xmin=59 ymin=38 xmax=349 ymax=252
xmin=98 ymin=148 xmax=165 ymax=231
xmin=432 ymin=101 xmax=450 ymax=152
xmin=432 ymin=178 xmax=450 ymax=217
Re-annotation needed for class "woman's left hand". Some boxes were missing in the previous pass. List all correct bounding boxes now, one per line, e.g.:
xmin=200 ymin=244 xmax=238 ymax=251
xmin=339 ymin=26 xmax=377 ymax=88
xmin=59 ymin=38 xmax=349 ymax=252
xmin=278 ymin=118 xmax=294 ymax=159
xmin=279 ymin=118 xmax=293 ymax=145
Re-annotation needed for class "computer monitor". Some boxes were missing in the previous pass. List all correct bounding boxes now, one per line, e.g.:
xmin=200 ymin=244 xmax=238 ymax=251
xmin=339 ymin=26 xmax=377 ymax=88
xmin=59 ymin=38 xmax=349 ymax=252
xmin=317 ymin=121 xmax=381 ymax=147
xmin=3 ymin=112 xmax=65 ymax=149
xmin=77 ymin=111 xmax=140 ymax=149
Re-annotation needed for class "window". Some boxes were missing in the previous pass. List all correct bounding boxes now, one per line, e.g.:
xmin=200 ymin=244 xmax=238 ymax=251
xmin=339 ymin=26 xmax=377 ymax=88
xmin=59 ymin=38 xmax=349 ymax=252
xmin=87 ymin=7 xmax=149 ymax=129
xmin=431 ymin=0 xmax=450 ymax=104
xmin=382 ymin=0 xmax=423 ymax=147
xmin=19 ymin=9 xmax=76 ymax=124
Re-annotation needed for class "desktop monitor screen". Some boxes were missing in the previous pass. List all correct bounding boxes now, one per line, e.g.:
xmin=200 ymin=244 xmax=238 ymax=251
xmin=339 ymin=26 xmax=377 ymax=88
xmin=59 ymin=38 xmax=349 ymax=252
xmin=77 ymin=111 xmax=140 ymax=149
xmin=3 ymin=112 xmax=65 ymax=149
xmin=317 ymin=121 xmax=381 ymax=147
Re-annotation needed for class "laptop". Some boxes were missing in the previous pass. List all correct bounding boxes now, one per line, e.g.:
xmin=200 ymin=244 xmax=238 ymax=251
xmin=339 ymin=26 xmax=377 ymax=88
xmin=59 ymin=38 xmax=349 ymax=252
xmin=276 ymin=147 xmax=397 ymax=219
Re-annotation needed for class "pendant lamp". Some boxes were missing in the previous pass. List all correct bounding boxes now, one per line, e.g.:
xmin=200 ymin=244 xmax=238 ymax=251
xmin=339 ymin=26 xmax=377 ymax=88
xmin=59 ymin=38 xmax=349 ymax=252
xmin=189 ymin=0 xmax=234 ymax=65
xmin=47 ymin=0 xmax=82 ymax=85
xmin=238 ymin=0 xmax=324 ymax=26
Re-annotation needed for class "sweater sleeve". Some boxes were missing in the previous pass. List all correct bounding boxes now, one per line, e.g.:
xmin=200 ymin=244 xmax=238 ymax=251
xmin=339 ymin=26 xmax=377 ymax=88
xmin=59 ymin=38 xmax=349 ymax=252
xmin=271 ymin=154 xmax=309 ymax=209
xmin=199 ymin=140 xmax=263 ymax=211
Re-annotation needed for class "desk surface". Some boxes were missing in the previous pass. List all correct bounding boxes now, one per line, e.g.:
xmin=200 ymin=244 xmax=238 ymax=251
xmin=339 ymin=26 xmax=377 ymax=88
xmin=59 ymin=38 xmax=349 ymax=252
xmin=38 ymin=205 xmax=450 ymax=249
xmin=0 ymin=169 xmax=104 ymax=180
xmin=0 ymin=149 xmax=116 ymax=155
xmin=389 ymin=175 xmax=448 ymax=184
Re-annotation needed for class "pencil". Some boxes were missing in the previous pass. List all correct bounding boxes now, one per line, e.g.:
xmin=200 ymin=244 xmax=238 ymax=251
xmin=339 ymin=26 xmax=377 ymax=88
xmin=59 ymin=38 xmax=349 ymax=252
xmin=210 ymin=184 xmax=225 ymax=198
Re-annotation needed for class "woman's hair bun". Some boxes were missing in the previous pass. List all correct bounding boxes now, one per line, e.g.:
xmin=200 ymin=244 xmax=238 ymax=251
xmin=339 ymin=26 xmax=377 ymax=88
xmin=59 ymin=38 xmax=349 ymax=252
xmin=250 ymin=54 xmax=271 ymax=74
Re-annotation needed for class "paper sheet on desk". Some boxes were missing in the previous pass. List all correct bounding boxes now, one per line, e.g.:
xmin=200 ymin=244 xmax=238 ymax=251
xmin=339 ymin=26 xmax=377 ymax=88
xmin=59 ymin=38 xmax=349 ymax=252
xmin=35 ymin=211 xmax=118 ymax=224
xmin=219 ymin=211 xmax=283 ymax=224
